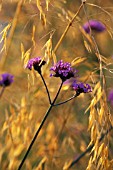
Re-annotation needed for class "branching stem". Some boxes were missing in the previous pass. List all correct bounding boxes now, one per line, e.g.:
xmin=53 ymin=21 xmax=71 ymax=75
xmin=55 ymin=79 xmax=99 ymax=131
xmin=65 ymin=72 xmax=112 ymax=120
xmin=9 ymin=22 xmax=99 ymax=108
xmin=18 ymin=81 xmax=63 ymax=170
xmin=53 ymin=93 xmax=79 ymax=106
xmin=40 ymin=73 xmax=51 ymax=104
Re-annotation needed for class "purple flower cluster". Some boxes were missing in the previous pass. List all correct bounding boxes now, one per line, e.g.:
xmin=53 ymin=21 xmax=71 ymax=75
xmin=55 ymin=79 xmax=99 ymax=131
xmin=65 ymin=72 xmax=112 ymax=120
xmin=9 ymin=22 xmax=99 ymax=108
xmin=108 ymin=90 xmax=113 ymax=106
xmin=83 ymin=20 xmax=106 ymax=34
xmin=26 ymin=58 xmax=92 ymax=96
xmin=0 ymin=73 xmax=14 ymax=87
xmin=26 ymin=57 xmax=46 ymax=74
xmin=71 ymin=80 xmax=92 ymax=95
xmin=50 ymin=60 xmax=75 ymax=82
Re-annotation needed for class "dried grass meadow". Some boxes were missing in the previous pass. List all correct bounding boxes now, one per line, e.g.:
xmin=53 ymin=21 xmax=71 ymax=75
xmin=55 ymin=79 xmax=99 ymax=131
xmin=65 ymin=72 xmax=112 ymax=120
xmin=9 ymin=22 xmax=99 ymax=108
xmin=0 ymin=0 xmax=113 ymax=170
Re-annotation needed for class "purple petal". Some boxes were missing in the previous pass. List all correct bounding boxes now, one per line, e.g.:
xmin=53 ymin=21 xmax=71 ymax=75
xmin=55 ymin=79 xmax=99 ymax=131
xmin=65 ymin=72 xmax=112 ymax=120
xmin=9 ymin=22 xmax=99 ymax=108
xmin=83 ymin=20 xmax=106 ymax=34
xmin=0 ymin=73 xmax=14 ymax=87
xmin=50 ymin=60 xmax=76 ymax=82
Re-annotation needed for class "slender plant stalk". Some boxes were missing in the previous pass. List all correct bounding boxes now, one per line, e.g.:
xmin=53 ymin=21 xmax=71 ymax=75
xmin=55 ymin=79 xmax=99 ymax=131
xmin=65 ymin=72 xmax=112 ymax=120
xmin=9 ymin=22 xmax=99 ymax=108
xmin=1 ymin=0 xmax=24 ymax=68
xmin=0 ymin=86 xmax=5 ymax=99
xmin=40 ymin=73 xmax=51 ymax=104
xmin=69 ymin=125 xmax=113 ymax=169
xmin=53 ymin=93 xmax=79 ymax=106
xmin=18 ymin=81 xmax=63 ymax=170
xmin=86 ymin=3 xmax=112 ymax=19
xmin=55 ymin=112 xmax=70 ymax=142
xmin=82 ymin=1 xmax=103 ymax=85
xmin=53 ymin=3 xmax=83 ymax=53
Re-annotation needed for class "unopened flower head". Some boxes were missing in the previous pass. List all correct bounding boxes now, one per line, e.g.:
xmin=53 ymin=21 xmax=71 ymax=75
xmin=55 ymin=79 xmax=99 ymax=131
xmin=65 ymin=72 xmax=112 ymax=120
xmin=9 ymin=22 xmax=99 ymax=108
xmin=26 ymin=57 xmax=46 ymax=74
xmin=0 ymin=73 xmax=14 ymax=87
xmin=72 ymin=80 xmax=92 ymax=95
xmin=108 ymin=90 xmax=113 ymax=106
xmin=50 ymin=60 xmax=76 ymax=82
xmin=83 ymin=20 xmax=106 ymax=34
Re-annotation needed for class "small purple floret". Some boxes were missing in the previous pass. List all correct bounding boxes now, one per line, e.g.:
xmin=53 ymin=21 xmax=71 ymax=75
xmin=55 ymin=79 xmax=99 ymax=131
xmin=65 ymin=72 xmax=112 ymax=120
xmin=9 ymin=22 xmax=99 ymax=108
xmin=72 ymin=80 xmax=92 ymax=95
xmin=26 ymin=57 xmax=46 ymax=73
xmin=83 ymin=20 xmax=106 ymax=34
xmin=50 ymin=60 xmax=75 ymax=82
xmin=108 ymin=90 xmax=113 ymax=106
xmin=0 ymin=73 xmax=14 ymax=87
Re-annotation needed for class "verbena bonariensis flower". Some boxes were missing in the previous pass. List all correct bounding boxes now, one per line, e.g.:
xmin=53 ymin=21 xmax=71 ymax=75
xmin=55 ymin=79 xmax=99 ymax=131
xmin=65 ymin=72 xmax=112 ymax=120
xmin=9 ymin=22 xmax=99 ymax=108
xmin=83 ymin=20 xmax=106 ymax=34
xmin=72 ymin=80 xmax=92 ymax=95
xmin=50 ymin=60 xmax=76 ymax=82
xmin=26 ymin=57 xmax=46 ymax=74
xmin=108 ymin=90 xmax=113 ymax=106
xmin=0 ymin=73 xmax=14 ymax=87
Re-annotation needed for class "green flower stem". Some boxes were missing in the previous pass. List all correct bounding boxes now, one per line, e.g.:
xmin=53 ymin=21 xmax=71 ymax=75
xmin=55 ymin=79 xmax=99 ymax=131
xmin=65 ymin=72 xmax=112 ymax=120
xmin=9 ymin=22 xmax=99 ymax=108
xmin=40 ymin=73 xmax=51 ymax=104
xmin=18 ymin=81 xmax=63 ymax=170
